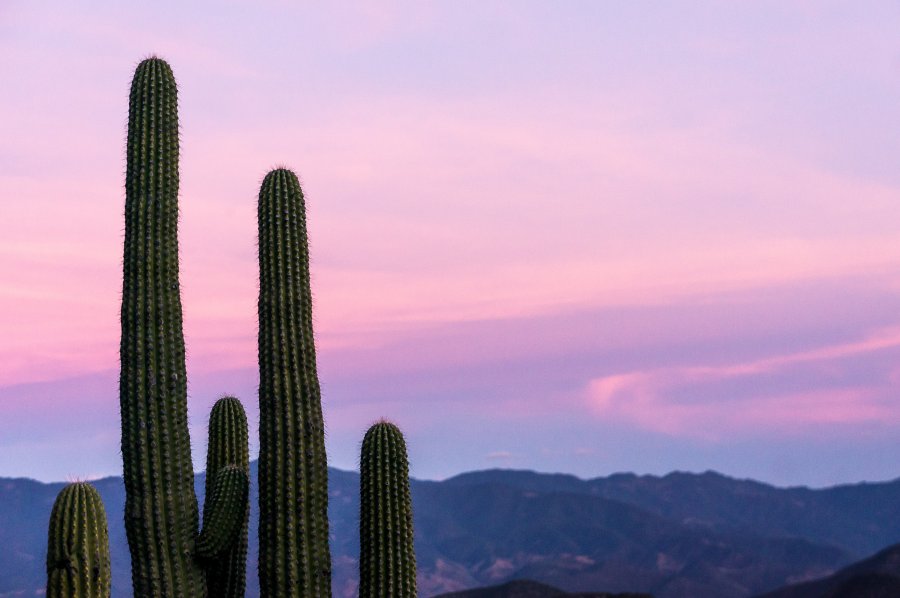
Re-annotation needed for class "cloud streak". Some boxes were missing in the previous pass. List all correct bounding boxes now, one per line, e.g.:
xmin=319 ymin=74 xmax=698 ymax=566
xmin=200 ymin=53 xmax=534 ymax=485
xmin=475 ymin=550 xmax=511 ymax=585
xmin=587 ymin=327 xmax=900 ymax=440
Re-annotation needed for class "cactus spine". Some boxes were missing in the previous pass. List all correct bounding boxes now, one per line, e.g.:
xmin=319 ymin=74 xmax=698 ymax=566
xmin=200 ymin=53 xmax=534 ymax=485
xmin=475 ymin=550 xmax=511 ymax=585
xmin=359 ymin=421 xmax=417 ymax=598
xmin=200 ymin=397 xmax=250 ymax=598
xmin=120 ymin=57 xmax=247 ymax=597
xmin=46 ymin=482 xmax=111 ymax=598
xmin=258 ymin=168 xmax=332 ymax=596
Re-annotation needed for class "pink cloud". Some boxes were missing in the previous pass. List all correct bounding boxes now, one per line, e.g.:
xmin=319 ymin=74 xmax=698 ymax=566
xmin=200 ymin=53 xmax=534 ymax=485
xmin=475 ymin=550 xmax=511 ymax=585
xmin=586 ymin=326 xmax=900 ymax=440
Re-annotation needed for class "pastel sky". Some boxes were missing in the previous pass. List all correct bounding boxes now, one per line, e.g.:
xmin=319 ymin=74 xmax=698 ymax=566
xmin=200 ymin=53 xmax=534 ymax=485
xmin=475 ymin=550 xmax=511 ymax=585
xmin=1 ymin=1 xmax=899 ymax=486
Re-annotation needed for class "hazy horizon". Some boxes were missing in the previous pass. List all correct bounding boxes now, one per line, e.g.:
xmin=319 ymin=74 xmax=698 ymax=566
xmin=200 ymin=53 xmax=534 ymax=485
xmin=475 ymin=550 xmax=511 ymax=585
xmin=7 ymin=456 xmax=900 ymax=491
xmin=2 ymin=2 xmax=899 ymax=487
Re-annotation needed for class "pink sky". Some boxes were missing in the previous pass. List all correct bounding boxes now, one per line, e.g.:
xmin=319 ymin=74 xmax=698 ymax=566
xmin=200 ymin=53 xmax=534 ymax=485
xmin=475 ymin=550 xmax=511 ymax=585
xmin=1 ymin=1 xmax=900 ymax=485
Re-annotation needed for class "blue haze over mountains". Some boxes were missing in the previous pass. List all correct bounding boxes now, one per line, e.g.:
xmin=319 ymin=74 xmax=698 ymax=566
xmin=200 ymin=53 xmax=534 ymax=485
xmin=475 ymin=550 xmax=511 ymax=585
xmin=2 ymin=464 xmax=899 ymax=597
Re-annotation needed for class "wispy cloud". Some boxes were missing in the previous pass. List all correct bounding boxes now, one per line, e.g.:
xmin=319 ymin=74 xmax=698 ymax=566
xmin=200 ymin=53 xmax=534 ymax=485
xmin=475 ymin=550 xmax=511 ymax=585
xmin=587 ymin=327 xmax=900 ymax=440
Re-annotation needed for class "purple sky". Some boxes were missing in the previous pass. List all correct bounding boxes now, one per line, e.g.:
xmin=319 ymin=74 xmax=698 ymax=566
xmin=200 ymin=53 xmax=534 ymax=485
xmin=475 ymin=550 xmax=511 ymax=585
xmin=1 ymin=1 xmax=900 ymax=486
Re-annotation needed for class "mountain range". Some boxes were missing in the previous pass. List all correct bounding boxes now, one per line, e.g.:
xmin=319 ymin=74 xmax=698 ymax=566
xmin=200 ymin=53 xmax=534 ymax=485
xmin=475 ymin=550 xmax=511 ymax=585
xmin=1 ymin=464 xmax=899 ymax=597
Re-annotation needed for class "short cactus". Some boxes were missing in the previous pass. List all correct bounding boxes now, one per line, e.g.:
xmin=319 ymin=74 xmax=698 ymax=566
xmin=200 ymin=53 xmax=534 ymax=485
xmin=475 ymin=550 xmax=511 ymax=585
xmin=46 ymin=482 xmax=111 ymax=598
xmin=258 ymin=168 xmax=332 ymax=597
xmin=359 ymin=421 xmax=417 ymax=598
xmin=200 ymin=396 xmax=250 ymax=598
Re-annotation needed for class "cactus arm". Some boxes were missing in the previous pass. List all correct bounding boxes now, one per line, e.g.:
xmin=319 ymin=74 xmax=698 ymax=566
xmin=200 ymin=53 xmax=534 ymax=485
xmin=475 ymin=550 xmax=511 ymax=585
xmin=359 ymin=421 xmax=417 ymax=598
xmin=201 ymin=396 xmax=250 ymax=597
xmin=196 ymin=465 xmax=249 ymax=561
xmin=258 ymin=168 xmax=332 ymax=597
xmin=46 ymin=482 xmax=111 ymax=598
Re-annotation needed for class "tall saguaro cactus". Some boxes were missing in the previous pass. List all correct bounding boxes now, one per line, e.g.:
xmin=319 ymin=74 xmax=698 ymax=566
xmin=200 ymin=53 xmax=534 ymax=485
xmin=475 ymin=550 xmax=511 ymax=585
xmin=359 ymin=421 xmax=417 ymax=598
xmin=120 ymin=57 xmax=247 ymax=598
xmin=258 ymin=168 xmax=332 ymax=597
xmin=46 ymin=482 xmax=111 ymax=598
xmin=200 ymin=396 xmax=250 ymax=598
xmin=120 ymin=56 xmax=203 ymax=597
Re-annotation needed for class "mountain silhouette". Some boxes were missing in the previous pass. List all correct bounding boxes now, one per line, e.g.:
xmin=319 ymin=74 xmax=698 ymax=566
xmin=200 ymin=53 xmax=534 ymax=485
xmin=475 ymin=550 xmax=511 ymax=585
xmin=758 ymin=542 xmax=900 ymax=597
xmin=434 ymin=578 xmax=652 ymax=597
xmin=1 ymin=465 xmax=898 ymax=597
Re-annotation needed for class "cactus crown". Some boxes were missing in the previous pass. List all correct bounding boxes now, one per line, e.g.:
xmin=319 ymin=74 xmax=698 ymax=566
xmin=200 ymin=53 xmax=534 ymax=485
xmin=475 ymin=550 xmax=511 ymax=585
xmin=205 ymin=396 xmax=250 ymax=481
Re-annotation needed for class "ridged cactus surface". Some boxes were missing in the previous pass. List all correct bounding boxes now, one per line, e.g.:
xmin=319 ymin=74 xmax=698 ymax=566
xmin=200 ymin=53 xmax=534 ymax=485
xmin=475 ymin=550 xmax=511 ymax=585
xmin=359 ymin=421 xmax=417 ymax=598
xmin=196 ymin=465 xmax=249 ymax=560
xmin=46 ymin=482 xmax=111 ymax=598
xmin=119 ymin=56 xmax=204 ymax=597
xmin=201 ymin=396 xmax=250 ymax=598
xmin=258 ymin=168 xmax=332 ymax=597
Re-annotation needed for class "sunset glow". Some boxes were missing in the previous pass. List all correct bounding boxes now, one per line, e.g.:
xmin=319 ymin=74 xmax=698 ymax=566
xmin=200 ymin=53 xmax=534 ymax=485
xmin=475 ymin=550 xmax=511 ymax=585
xmin=1 ymin=1 xmax=899 ymax=486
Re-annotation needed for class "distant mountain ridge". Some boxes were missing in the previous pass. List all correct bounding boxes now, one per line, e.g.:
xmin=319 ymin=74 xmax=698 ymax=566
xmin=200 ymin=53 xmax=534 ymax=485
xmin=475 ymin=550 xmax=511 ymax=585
xmin=444 ymin=469 xmax=900 ymax=558
xmin=1 ymin=466 xmax=899 ymax=597
xmin=759 ymin=542 xmax=900 ymax=597
xmin=434 ymin=578 xmax=652 ymax=597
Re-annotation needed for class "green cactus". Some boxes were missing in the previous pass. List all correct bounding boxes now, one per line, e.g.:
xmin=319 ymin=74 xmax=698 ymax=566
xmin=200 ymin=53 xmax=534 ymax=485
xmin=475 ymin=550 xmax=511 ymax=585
xmin=46 ymin=482 xmax=111 ymax=598
xmin=197 ymin=465 xmax=250 ymax=560
xmin=359 ymin=421 xmax=417 ymax=598
xmin=200 ymin=397 xmax=250 ymax=598
xmin=258 ymin=168 xmax=332 ymax=597
xmin=119 ymin=56 xmax=247 ymax=597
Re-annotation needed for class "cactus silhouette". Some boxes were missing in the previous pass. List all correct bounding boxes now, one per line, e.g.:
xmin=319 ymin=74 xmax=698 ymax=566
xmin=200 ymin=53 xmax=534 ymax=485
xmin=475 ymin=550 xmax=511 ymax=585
xmin=200 ymin=397 xmax=250 ymax=598
xmin=359 ymin=421 xmax=417 ymax=598
xmin=258 ymin=168 xmax=332 ymax=597
xmin=46 ymin=482 xmax=111 ymax=598
xmin=119 ymin=56 xmax=247 ymax=597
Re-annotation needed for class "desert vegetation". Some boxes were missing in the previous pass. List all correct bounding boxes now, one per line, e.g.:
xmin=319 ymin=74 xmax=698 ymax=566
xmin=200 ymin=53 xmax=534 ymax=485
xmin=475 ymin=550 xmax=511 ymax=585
xmin=45 ymin=57 xmax=417 ymax=598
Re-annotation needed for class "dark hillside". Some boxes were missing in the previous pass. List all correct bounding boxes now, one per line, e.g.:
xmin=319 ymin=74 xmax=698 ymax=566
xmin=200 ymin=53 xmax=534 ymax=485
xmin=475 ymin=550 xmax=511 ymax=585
xmin=2 ymin=467 xmax=898 ymax=597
